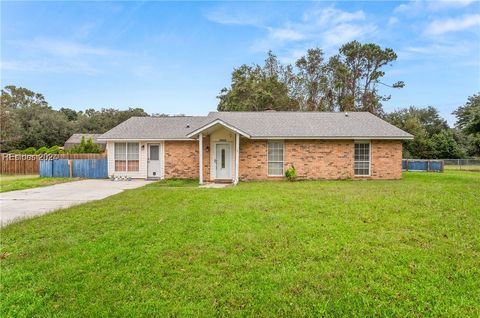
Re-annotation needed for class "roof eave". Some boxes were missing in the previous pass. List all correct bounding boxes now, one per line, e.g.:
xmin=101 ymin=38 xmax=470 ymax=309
xmin=186 ymin=119 xmax=251 ymax=138
xmin=249 ymin=136 xmax=414 ymax=140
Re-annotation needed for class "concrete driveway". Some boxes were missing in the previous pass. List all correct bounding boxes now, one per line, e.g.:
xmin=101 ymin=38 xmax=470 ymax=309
xmin=0 ymin=179 xmax=152 ymax=227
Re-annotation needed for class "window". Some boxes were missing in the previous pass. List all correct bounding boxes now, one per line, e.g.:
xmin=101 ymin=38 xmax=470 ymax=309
xmin=115 ymin=142 xmax=139 ymax=172
xmin=221 ymin=149 xmax=225 ymax=168
xmin=268 ymin=141 xmax=284 ymax=176
xmin=354 ymin=142 xmax=370 ymax=176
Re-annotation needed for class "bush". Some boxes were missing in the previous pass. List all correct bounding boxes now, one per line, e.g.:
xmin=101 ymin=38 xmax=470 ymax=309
xmin=35 ymin=146 xmax=49 ymax=154
xmin=69 ymin=136 xmax=102 ymax=154
xmin=46 ymin=145 xmax=62 ymax=154
xmin=285 ymin=165 xmax=297 ymax=181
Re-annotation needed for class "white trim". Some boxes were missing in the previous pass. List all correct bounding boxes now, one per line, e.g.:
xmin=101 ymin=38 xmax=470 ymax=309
xmin=234 ymin=133 xmax=239 ymax=184
xmin=354 ymin=141 xmax=372 ymax=177
xmin=146 ymin=143 xmax=163 ymax=179
xmin=100 ymin=138 xmax=194 ymax=142
xmin=114 ymin=142 xmax=140 ymax=173
xmin=251 ymin=136 xmax=413 ymax=140
xmin=213 ymin=141 xmax=233 ymax=180
xmin=199 ymin=133 xmax=203 ymax=185
xmin=267 ymin=140 xmax=285 ymax=177
xmin=186 ymin=119 xmax=251 ymax=138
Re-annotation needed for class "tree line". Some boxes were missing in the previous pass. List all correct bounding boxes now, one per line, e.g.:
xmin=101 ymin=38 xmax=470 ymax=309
xmin=1 ymin=40 xmax=478 ymax=158
xmin=217 ymin=41 xmax=479 ymax=158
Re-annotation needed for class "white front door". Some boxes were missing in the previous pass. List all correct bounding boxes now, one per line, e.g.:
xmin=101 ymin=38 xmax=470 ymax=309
xmin=148 ymin=144 xmax=162 ymax=178
xmin=215 ymin=143 xmax=231 ymax=179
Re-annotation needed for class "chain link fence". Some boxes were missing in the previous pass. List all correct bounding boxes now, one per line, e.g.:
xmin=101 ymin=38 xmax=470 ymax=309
xmin=442 ymin=159 xmax=480 ymax=171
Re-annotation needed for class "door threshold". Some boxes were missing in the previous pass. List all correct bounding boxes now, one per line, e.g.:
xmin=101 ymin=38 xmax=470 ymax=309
xmin=214 ymin=179 xmax=233 ymax=184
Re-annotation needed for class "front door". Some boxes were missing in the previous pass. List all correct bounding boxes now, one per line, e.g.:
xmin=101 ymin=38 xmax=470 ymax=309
xmin=215 ymin=143 xmax=231 ymax=179
xmin=148 ymin=144 xmax=162 ymax=178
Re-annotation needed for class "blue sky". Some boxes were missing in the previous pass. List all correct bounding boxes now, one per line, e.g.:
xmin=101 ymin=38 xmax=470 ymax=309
xmin=1 ymin=1 xmax=479 ymax=125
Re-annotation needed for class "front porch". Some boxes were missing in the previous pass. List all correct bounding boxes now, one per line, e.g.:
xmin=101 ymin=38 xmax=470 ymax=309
xmin=188 ymin=120 xmax=246 ymax=185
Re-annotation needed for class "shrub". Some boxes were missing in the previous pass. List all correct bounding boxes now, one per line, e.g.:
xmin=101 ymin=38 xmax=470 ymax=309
xmin=35 ymin=147 xmax=49 ymax=154
xmin=23 ymin=147 xmax=37 ymax=154
xmin=285 ymin=165 xmax=297 ymax=181
xmin=69 ymin=136 xmax=102 ymax=154
xmin=46 ymin=145 xmax=62 ymax=154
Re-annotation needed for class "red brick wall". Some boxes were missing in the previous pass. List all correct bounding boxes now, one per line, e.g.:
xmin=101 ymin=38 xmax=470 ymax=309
xmin=164 ymin=138 xmax=211 ymax=181
xmin=239 ymin=139 xmax=403 ymax=181
xmin=164 ymin=141 xmax=199 ymax=179
xmin=370 ymin=140 xmax=403 ymax=179
xmin=165 ymin=139 xmax=403 ymax=181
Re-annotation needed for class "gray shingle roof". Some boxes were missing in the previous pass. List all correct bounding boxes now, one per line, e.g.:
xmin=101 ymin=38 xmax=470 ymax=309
xmin=98 ymin=116 xmax=208 ymax=140
xmin=99 ymin=112 xmax=413 ymax=140
xmin=204 ymin=112 xmax=413 ymax=139
xmin=65 ymin=133 xmax=106 ymax=144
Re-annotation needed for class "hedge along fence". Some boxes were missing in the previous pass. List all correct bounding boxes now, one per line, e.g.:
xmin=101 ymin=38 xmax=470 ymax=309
xmin=402 ymin=159 xmax=444 ymax=172
xmin=40 ymin=159 xmax=108 ymax=179
xmin=0 ymin=153 xmax=107 ymax=175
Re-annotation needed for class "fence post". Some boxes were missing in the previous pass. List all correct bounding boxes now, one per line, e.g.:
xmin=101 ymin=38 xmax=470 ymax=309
xmin=406 ymin=159 xmax=409 ymax=172
xmin=68 ymin=159 xmax=73 ymax=178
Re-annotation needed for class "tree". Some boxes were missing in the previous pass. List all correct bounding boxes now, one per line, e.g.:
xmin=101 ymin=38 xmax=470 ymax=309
xmin=75 ymin=107 xmax=149 ymax=133
xmin=386 ymin=106 xmax=462 ymax=158
xmin=453 ymin=93 xmax=480 ymax=157
xmin=0 ymin=85 xmax=71 ymax=150
xmin=295 ymin=48 xmax=332 ymax=111
xmin=218 ymin=52 xmax=299 ymax=111
xmin=217 ymin=42 xmax=403 ymax=114
xmin=326 ymin=41 xmax=404 ymax=116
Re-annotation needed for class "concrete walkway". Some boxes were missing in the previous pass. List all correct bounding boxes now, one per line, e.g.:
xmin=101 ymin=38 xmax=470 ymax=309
xmin=0 ymin=179 xmax=152 ymax=227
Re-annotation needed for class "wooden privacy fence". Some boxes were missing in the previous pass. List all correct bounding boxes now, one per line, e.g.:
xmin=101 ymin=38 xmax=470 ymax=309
xmin=402 ymin=159 xmax=444 ymax=172
xmin=40 ymin=159 xmax=108 ymax=179
xmin=0 ymin=153 xmax=106 ymax=175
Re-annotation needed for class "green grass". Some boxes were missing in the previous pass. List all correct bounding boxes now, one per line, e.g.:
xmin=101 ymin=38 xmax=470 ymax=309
xmin=444 ymin=165 xmax=480 ymax=172
xmin=0 ymin=175 xmax=75 ymax=193
xmin=1 ymin=171 xmax=479 ymax=317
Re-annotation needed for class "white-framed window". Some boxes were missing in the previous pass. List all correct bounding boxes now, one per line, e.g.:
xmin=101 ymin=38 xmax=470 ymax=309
xmin=115 ymin=142 xmax=139 ymax=172
xmin=268 ymin=141 xmax=284 ymax=176
xmin=354 ymin=142 xmax=370 ymax=176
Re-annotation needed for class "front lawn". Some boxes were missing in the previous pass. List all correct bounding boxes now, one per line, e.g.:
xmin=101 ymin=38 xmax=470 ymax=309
xmin=1 ymin=172 xmax=479 ymax=317
xmin=0 ymin=175 xmax=74 ymax=193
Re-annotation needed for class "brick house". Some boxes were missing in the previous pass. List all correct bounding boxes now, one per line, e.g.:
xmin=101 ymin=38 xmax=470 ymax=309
xmin=98 ymin=112 xmax=412 ymax=184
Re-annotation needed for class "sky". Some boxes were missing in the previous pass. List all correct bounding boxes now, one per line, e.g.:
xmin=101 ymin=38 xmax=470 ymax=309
xmin=1 ymin=1 xmax=479 ymax=125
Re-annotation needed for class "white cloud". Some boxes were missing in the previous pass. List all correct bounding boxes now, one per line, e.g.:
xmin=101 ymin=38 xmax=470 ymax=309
xmin=394 ymin=0 xmax=475 ymax=15
xmin=426 ymin=0 xmax=475 ymax=11
xmin=205 ymin=6 xmax=264 ymax=26
xmin=16 ymin=38 xmax=122 ymax=57
xmin=244 ymin=6 xmax=375 ymax=61
xmin=2 ymin=38 xmax=129 ymax=75
xmin=425 ymin=14 xmax=480 ymax=35
xmin=388 ymin=17 xmax=399 ymax=26
xmin=268 ymin=28 xmax=305 ymax=41
xmin=1 ymin=59 xmax=100 ymax=75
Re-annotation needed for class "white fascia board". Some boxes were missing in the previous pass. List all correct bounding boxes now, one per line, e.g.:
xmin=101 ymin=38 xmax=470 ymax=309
xmin=250 ymin=136 xmax=414 ymax=140
xmin=98 ymin=138 xmax=195 ymax=141
xmin=186 ymin=119 xmax=251 ymax=138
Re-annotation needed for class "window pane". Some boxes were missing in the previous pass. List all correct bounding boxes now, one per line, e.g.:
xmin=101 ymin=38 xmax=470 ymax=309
xmin=354 ymin=143 xmax=370 ymax=176
xmin=221 ymin=149 xmax=225 ymax=168
xmin=268 ymin=162 xmax=283 ymax=176
xmin=115 ymin=160 xmax=126 ymax=171
xmin=114 ymin=143 xmax=126 ymax=160
xmin=127 ymin=143 xmax=139 ymax=160
xmin=128 ymin=160 xmax=139 ymax=172
xmin=267 ymin=141 xmax=284 ymax=176
xmin=149 ymin=145 xmax=159 ymax=160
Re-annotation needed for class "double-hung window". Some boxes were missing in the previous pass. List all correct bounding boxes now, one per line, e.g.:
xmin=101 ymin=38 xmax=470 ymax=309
xmin=354 ymin=142 xmax=370 ymax=176
xmin=268 ymin=141 xmax=284 ymax=176
xmin=115 ymin=142 xmax=139 ymax=172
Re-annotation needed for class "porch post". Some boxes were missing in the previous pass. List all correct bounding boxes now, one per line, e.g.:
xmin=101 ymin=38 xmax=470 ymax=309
xmin=235 ymin=133 xmax=240 ymax=185
xmin=199 ymin=133 xmax=203 ymax=185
